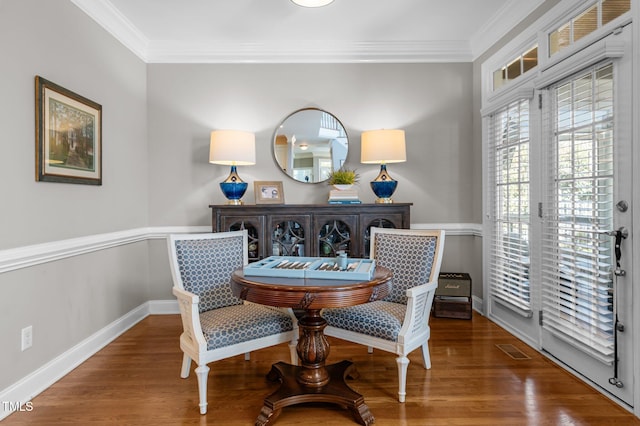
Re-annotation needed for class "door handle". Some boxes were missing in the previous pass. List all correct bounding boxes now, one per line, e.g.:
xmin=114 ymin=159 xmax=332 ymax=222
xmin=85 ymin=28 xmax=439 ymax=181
xmin=598 ymin=227 xmax=628 ymax=239
xmin=598 ymin=227 xmax=628 ymax=276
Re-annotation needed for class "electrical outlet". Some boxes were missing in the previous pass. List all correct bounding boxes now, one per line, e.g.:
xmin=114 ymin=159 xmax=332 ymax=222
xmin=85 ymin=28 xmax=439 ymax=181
xmin=21 ymin=326 xmax=33 ymax=351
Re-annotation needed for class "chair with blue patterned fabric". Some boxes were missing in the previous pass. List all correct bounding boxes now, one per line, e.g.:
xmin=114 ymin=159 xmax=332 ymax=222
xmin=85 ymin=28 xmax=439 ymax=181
xmin=167 ymin=230 xmax=298 ymax=414
xmin=323 ymin=227 xmax=445 ymax=402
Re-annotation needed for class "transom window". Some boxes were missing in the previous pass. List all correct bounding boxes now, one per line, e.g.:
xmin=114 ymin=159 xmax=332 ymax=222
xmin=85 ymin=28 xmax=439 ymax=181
xmin=493 ymin=45 xmax=538 ymax=91
xmin=549 ymin=0 xmax=630 ymax=56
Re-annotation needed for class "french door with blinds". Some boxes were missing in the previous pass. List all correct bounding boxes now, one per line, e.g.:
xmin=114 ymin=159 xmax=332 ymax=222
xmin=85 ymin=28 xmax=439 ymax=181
xmin=487 ymin=27 xmax=633 ymax=406
xmin=539 ymin=56 xmax=633 ymax=405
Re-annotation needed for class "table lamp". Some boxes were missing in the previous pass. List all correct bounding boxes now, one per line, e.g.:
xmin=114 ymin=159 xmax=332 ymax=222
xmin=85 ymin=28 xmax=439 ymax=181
xmin=360 ymin=129 xmax=406 ymax=203
xmin=209 ymin=130 xmax=256 ymax=205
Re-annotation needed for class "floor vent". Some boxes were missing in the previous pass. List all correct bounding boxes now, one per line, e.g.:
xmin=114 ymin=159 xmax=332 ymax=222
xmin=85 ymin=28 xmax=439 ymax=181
xmin=496 ymin=344 xmax=531 ymax=360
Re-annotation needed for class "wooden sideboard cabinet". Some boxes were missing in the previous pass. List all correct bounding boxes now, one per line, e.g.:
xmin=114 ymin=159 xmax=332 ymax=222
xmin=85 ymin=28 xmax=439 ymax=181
xmin=210 ymin=203 xmax=412 ymax=262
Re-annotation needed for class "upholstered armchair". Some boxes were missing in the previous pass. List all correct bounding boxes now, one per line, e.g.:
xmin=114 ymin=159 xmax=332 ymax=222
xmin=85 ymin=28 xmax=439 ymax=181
xmin=167 ymin=230 xmax=298 ymax=414
xmin=323 ymin=228 xmax=445 ymax=402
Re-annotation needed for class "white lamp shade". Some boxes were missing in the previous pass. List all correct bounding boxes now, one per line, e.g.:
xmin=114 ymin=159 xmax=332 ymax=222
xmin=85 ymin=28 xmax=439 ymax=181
xmin=291 ymin=0 xmax=334 ymax=7
xmin=209 ymin=130 xmax=256 ymax=166
xmin=360 ymin=129 xmax=407 ymax=164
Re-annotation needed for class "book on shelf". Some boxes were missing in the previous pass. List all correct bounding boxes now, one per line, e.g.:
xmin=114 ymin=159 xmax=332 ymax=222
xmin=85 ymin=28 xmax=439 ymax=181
xmin=329 ymin=196 xmax=360 ymax=202
xmin=328 ymin=189 xmax=359 ymax=200
xmin=328 ymin=199 xmax=362 ymax=204
xmin=328 ymin=196 xmax=360 ymax=202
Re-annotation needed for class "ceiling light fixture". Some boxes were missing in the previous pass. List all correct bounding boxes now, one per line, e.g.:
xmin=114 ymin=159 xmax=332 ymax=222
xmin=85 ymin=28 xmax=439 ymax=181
xmin=291 ymin=0 xmax=334 ymax=8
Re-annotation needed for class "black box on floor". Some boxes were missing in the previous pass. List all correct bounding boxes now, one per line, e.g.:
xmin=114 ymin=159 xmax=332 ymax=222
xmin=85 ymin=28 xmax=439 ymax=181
xmin=433 ymin=272 xmax=472 ymax=319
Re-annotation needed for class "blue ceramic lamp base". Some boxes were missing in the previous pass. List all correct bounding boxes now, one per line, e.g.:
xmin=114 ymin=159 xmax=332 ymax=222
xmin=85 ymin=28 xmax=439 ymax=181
xmin=219 ymin=165 xmax=248 ymax=205
xmin=370 ymin=164 xmax=398 ymax=204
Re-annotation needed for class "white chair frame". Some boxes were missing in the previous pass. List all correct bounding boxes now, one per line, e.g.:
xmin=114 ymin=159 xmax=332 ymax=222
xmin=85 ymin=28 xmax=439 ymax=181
xmin=323 ymin=227 xmax=445 ymax=402
xmin=168 ymin=230 xmax=298 ymax=414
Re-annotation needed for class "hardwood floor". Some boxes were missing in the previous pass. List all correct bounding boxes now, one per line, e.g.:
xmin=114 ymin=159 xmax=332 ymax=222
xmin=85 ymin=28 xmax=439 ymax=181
xmin=5 ymin=313 xmax=638 ymax=425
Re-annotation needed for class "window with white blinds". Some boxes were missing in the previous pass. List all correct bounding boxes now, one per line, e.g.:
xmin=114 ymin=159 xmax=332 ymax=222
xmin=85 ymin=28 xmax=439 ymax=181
xmin=541 ymin=62 xmax=615 ymax=362
xmin=488 ymin=99 xmax=531 ymax=313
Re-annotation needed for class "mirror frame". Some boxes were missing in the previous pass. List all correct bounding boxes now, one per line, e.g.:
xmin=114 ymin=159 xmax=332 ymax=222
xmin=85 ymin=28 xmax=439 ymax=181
xmin=272 ymin=107 xmax=349 ymax=184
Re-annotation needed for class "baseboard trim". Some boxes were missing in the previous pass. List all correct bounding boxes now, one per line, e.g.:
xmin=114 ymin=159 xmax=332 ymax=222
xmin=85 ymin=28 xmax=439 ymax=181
xmin=0 ymin=301 xmax=172 ymax=421
xmin=472 ymin=295 xmax=484 ymax=315
xmin=148 ymin=299 xmax=179 ymax=315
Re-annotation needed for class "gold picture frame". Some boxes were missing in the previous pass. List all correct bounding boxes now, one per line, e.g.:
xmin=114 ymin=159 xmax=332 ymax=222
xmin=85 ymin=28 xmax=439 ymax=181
xmin=35 ymin=76 xmax=102 ymax=185
xmin=254 ymin=181 xmax=284 ymax=204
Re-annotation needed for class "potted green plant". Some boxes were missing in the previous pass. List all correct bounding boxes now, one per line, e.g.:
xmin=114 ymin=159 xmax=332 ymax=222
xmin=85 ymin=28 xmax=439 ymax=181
xmin=327 ymin=167 xmax=359 ymax=190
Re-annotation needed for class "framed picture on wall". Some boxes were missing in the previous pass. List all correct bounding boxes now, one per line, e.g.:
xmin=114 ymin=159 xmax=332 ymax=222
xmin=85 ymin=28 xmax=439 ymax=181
xmin=254 ymin=181 xmax=284 ymax=204
xmin=35 ymin=76 xmax=102 ymax=185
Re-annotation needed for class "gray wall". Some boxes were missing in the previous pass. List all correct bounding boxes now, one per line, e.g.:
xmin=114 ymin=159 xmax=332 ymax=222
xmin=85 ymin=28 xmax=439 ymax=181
xmin=0 ymin=0 xmax=148 ymax=390
xmin=146 ymin=62 xmax=482 ymax=300
xmin=0 ymin=0 xmax=148 ymax=250
xmin=147 ymin=63 xmax=476 ymax=226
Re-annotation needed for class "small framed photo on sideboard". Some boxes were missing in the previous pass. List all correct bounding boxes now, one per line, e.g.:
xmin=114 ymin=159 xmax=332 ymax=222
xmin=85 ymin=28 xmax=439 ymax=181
xmin=254 ymin=181 xmax=284 ymax=204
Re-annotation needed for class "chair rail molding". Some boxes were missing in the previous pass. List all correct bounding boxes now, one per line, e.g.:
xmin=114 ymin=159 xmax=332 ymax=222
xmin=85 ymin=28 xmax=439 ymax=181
xmin=412 ymin=223 xmax=482 ymax=237
xmin=0 ymin=224 xmax=480 ymax=274
xmin=0 ymin=226 xmax=209 ymax=274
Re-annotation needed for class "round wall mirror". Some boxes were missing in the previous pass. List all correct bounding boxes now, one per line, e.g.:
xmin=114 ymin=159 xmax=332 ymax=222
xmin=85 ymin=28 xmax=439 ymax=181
xmin=273 ymin=108 xmax=348 ymax=184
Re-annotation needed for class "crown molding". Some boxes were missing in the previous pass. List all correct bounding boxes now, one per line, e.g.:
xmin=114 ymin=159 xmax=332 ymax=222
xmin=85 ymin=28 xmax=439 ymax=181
xmin=145 ymin=39 xmax=473 ymax=64
xmin=470 ymin=0 xmax=546 ymax=60
xmin=71 ymin=0 xmax=477 ymax=63
xmin=71 ymin=0 xmax=149 ymax=61
xmin=72 ymin=0 xmax=541 ymax=63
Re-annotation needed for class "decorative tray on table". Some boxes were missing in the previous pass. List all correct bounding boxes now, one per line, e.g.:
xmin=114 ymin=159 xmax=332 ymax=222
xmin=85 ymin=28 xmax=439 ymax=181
xmin=243 ymin=256 xmax=376 ymax=281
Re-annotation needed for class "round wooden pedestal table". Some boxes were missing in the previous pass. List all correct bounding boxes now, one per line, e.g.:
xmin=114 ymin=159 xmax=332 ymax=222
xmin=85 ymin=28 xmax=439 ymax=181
xmin=230 ymin=266 xmax=392 ymax=426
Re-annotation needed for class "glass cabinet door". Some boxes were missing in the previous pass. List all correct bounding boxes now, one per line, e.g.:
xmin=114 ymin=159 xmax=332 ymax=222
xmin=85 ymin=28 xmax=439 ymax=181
xmin=315 ymin=215 xmax=357 ymax=257
xmin=222 ymin=216 xmax=265 ymax=262
xmin=362 ymin=215 xmax=402 ymax=258
xmin=269 ymin=215 xmax=310 ymax=257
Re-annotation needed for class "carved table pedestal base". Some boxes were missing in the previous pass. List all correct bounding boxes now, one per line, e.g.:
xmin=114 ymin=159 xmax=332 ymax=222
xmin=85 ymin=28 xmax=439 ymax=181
xmin=255 ymin=361 xmax=374 ymax=426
